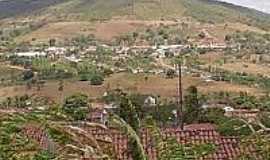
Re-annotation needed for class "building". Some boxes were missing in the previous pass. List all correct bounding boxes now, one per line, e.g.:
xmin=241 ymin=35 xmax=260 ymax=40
xmin=144 ymin=96 xmax=157 ymax=106
xmin=85 ymin=124 xmax=260 ymax=160
xmin=87 ymin=109 xmax=108 ymax=125
xmin=14 ymin=51 xmax=47 ymax=57
xmin=225 ymin=109 xmax=260 ymax=122
xmin=64 ymin=55 xmax=82 ymax=63
xmin=45 ymin=47 xmax=66 ymax=56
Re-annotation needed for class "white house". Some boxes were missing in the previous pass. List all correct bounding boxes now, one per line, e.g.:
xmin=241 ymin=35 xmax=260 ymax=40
xmin=45 ymin=47 xmax=66 ymax=56
xmin=15 ymin=51 xmax=47 ymax=57
xmin=64 ymin=55 xmax=82 ymax=63
xmin=144 ymin=96 xmax=157 ymax=106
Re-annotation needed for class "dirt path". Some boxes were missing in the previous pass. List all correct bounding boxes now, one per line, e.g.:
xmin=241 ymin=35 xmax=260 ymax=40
xmin=6 ymin=64 xmax=27 ymax=71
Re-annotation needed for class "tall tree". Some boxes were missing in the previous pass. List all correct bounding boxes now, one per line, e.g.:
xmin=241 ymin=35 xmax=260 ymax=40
xmin=110 ymin=114 xmax=147 ymax=160
xmin=119 ymin=95 xmax=140 ymax=133
xmin=184 ymin=86 xmax=203 ymax=124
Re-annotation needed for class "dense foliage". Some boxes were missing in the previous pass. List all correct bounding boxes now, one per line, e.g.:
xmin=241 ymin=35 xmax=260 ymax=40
xmin=62 ymin=93 xmax=89 ymax=120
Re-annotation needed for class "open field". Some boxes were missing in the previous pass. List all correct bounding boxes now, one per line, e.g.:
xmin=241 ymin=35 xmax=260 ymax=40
xmin=15 ymin=18 xmax=270 ymax=44
xmin=16 ymin=20 xmax=185 ymax=42
xmin=0 ymin=63 xmax=23 ymax=80
xmin=16 ymin=20 xmax=144 ymax=42
xmin=198 ymin=52 xmax=225 ymax=64
xmin=0 ymin=73 xmax=261 ymax=102
xmin=219 ymin=62 xmax=270 ymax=76
xmin=16 ymin=21 xmax=95 ymax=42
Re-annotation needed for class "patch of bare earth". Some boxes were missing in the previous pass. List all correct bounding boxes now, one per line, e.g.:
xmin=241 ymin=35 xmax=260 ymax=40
xmin=17 ymin=21 xmax=95 ymax=42
xmin=16 ymin=20 xmax=185 ymax=42
xmin=0 ymin=73 xmax=261 ymax=103
xmin=199 ymin=52 xmax=225 ymax=64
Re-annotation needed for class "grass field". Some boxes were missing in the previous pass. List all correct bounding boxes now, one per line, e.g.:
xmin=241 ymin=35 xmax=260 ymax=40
xmin=0 ymin=73 xmax=260 ymax=102
xmin=219 ymin=62 xmax=270 ymax=76
xmin=0 ymin=63 xmax=23 ymax=81
xmin=16 ymin=20 xmax=147 ymax=42
xmin=15 ymin=16 xmax=270 ymax=44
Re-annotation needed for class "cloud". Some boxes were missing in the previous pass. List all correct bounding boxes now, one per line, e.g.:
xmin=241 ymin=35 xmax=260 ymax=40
xmin=217 ymin=0 xmax=270 ymax=13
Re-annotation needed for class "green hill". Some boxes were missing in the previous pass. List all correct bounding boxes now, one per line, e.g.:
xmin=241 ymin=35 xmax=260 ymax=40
xmin=1 ymin=0 xmax=270 ymax=30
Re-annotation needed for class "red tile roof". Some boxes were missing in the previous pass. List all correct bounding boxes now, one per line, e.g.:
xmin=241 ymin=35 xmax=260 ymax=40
xmin=22 ymin=124 xmax=53 ymax=150
xmin=21 ymin=124 xmax=259 ymax=160
xmin=86 ymin=125 xmax=259 ymax=160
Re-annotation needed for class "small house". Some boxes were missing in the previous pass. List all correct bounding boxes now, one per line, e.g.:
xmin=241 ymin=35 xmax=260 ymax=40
xmin=144 ymin=96 xmax=157 ymax=106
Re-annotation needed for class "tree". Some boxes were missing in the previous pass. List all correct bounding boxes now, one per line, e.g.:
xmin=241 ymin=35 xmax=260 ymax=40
xmin=109 ymin=114 xmax=147 ymax=160
xmin=22 ymin=70 xmax=34 ymax=81
xmin=198 ymin=31 xmax=206 ymax=39
xmin=62 ymin=93 xmax=89 ymax=120
xmin=118 ymin=95 xmax=140 ymax=133
xmin=144 ymin=76 xmax=148 ymax=83
xmin=49 ymin=39 xmax=56 ymax=47
xmin=184 ymin=86 xmax=203 ymax=124
xmin=165 ymin=69 xmax=175 ymax=79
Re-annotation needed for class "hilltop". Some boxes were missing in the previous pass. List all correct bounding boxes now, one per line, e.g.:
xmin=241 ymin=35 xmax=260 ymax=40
xmin=0 ymin=0 xmax=270 ymax=28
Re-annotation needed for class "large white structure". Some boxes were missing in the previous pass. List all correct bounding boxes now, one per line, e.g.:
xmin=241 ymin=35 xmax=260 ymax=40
xmin=15 ymin=51 xmax=47 ymax=57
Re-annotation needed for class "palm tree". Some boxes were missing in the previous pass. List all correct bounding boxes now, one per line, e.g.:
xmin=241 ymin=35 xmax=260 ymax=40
xmin=49 ymin=122 xmax=112 ymax=160
xmin=109 ymin=114 xmax=147 ymax=160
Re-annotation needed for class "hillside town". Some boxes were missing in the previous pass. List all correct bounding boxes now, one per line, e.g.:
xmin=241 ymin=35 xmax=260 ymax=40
xmin=1 ymin=0 xmax=270 ymax=159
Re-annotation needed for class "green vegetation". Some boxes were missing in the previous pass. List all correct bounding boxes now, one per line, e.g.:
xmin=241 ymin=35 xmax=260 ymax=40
xmin=116 ymin=25 xmax=189 ymax=46
xmin=226 ymin=31 xmax=270 ymax=55
xmin=210 ymin=67 xmax=270 ymax=92
xmin=1 ymin=0 xmax=270 ymax=30
xmin=184 ymin=86 xmax=204 ymax=124
xmin=103 ymin=89 xmax=177 ymax=126
xmin=90 ymin=74 xmax=104 ymax=86
xmin=0 ymin=89 xmax=269 ymax=159
xmin=62 ymin=93 xmax=89 ymax=120
xmin=1 ymin=0 xmax=270 ymax=158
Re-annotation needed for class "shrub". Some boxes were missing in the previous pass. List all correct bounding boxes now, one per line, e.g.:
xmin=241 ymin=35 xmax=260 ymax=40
xmin=79 ymin=74 xmax=89 ymax=81
xmin=90 ymin=74 xmax=104 ymax=85
xmin=62 ymin=93 xmax=89 ymax=120
xmin=165 ymin=69 xmax=176 ymax=79
xmin=22 ymin=70 xmax=34 ymax=80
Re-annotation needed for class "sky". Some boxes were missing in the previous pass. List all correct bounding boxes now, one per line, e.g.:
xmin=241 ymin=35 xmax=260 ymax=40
xmin=217 ymin=0 xmax=270 ymax=13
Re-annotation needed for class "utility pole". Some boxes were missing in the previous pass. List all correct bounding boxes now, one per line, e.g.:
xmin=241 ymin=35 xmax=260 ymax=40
xmin=160 ymin=0 xmax=163 ymax=20
xmin=131 ymin=0 xmax=135 ymax=15
xmin=177 ymin=62 xmax=184 ymax=130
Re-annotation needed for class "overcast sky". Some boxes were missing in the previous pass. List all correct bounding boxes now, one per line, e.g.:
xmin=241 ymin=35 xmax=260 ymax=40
xmin=218 ymin=0 xmax=270 ymax=13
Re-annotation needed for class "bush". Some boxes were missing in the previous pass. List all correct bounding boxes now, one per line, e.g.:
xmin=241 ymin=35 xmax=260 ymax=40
xmin=22 ymin=70 xmax=34 ymax=80
xmin=33 ymin=151 xmax=55 ymax=160
xmin=90 ymin=74 xmax=104 ymax=85
xmin=103 ymin=68 xmax=114 ymax=76
xmin=166 ymin=69 xmax=176 ymax=79
xmin=62 ymin=93 xmax=89 ymax=120
xmin=79 ymin=74 xmax=89 ymax=81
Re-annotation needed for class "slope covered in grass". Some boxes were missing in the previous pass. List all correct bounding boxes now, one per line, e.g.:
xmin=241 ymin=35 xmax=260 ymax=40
xmin=0 ymin=0 xmax=270 ymax=30
xmin=0 ymin=0 xmax=68 ymax=19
